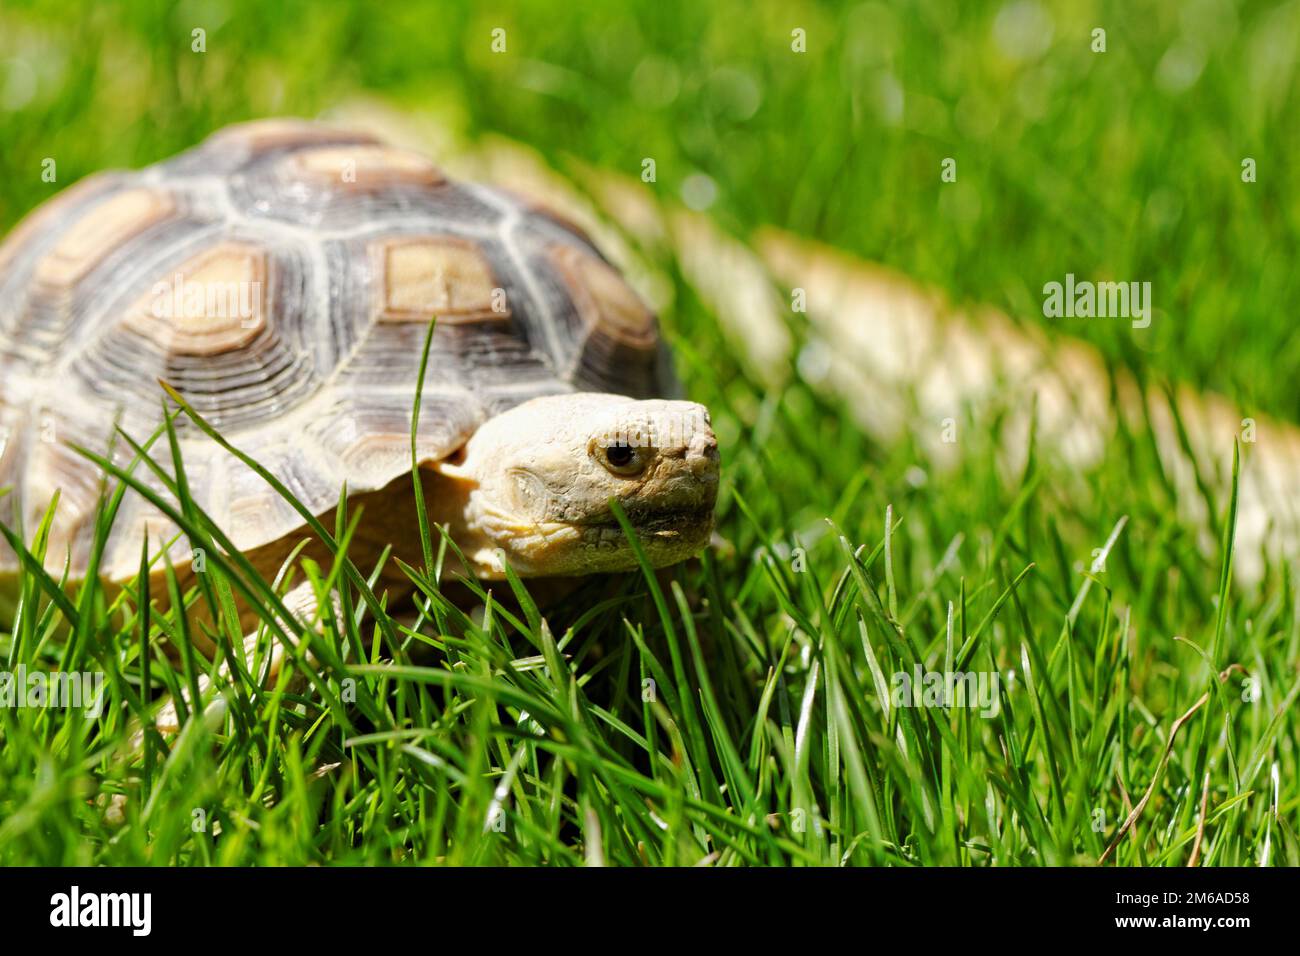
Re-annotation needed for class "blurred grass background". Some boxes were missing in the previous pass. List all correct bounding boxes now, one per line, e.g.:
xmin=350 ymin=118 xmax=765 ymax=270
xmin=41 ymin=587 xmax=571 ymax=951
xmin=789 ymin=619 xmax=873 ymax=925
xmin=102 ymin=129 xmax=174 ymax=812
xmin=1 ymin=0 xmax=1297 ymax=418
xmin=1 ymin=0 xmax=1298 ymax=867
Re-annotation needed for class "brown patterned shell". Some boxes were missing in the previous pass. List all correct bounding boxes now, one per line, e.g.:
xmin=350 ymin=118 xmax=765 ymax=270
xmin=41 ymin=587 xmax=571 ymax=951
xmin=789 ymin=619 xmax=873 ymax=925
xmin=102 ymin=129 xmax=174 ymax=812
xmin=0 ymin=119 xmax=669 ymax=582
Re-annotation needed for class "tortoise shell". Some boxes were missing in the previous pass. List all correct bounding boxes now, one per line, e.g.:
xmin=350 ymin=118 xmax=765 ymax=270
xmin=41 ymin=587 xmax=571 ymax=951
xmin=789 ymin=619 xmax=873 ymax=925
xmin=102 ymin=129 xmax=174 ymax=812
xmin=0 ymin=118 xmax=670 ymax=583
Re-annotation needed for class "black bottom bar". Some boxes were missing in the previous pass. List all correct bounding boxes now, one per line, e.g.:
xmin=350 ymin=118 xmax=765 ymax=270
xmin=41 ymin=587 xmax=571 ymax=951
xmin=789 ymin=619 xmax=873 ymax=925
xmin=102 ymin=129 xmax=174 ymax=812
xmin=0 ymin=866 xmax=1289 ymax=941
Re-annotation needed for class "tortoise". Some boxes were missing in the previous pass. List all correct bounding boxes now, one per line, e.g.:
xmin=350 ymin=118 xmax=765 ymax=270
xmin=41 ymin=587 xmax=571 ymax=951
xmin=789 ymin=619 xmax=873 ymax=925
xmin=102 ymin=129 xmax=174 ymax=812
xmin=0 ymin=118 xmax=720 ymax=637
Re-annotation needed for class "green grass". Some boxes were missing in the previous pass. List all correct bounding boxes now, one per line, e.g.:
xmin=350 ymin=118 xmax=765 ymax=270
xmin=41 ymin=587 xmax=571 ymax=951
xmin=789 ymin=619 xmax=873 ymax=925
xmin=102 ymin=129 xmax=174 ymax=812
xmin=2 ymin=0 xmax=1298 ymax=418
xmin=1 ymin=0 xmax=1298 ymax=866
xmin=2 ymin=287 xmax=1298 ymax=866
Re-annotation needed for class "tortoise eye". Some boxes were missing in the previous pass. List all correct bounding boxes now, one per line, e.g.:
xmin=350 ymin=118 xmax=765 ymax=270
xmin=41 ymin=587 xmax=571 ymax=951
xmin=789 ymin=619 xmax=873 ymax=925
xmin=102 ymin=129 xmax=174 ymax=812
xmin=606 ymin=444 xmax=634 ymax=467
xmin=596 ymin=441 xmax=647 ymax=476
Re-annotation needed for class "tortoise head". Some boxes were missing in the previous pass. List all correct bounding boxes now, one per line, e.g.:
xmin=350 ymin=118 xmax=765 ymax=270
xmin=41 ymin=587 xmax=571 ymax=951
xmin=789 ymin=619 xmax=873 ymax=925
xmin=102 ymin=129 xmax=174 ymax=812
xmin=435 ymin=393 xmax=720 ymax=577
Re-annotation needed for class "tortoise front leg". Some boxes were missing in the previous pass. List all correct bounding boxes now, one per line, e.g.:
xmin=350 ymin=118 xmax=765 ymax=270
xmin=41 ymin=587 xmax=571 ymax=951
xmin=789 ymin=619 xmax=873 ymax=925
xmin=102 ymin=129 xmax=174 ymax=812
xmin=144 ymin=581 xmax=339 ymax=739
xmin=105 ymin=582 xmax=341 ymax=825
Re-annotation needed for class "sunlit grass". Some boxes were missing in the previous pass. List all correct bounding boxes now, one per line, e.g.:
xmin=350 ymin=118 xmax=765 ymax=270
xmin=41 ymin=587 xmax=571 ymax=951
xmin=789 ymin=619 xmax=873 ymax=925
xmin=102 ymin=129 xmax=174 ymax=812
xmin=2 ymin=0 xmax=1297 ymax=416
xmin=1 ymin=0 xmax=1297 ymax=867
xmin=2 ymin=279 xmax=1297 ymax=865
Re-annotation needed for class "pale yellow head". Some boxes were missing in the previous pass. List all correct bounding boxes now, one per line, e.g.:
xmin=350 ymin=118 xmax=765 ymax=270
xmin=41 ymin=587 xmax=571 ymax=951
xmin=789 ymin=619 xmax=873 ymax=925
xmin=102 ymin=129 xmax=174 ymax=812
xmin=436 ymin=393 xmax=720 ymax=577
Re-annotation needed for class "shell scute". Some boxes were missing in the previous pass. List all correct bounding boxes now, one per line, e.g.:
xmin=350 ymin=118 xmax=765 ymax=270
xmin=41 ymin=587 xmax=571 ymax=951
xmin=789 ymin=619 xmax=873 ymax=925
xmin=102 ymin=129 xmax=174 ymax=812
xmin=374 ymin=235 xmax=508 ymax=324
xmin=34 ymin=188 xmax=177 ymax=289
xmin=122 ymin=240 xmax=269 ymax=355
xmin=287 ymin=145 xmax=446 ymax=190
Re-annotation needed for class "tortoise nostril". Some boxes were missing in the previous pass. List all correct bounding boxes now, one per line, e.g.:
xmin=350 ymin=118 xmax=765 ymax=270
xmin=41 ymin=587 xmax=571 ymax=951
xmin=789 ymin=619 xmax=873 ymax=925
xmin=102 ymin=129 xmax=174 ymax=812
xmin=688 ymin=431 xmax=718 ymax=459
xmin=687 ymin=431 xmax=720 ymax=474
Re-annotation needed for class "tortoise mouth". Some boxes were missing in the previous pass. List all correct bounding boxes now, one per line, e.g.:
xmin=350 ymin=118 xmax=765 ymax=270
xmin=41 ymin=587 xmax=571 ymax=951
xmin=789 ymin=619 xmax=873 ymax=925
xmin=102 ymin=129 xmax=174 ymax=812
xmin=576 ymin=502 xmax=716 ymax=533
xmin=575 ymin=504 xmax=716 ymax=563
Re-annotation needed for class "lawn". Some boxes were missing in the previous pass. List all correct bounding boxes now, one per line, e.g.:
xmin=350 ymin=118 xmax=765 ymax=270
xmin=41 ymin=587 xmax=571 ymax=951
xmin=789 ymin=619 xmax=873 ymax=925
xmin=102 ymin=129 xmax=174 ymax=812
xmin=0 ymin=0 xmax=1296 ymax=866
